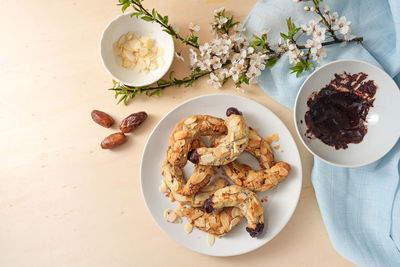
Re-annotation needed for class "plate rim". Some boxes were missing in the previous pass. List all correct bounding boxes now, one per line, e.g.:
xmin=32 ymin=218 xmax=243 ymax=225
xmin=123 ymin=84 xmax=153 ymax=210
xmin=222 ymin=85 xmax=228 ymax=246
xmin=293 ymin=59 xmax=400 ymax=168
xmin=140 ymin=93 xmax=303 ymax=256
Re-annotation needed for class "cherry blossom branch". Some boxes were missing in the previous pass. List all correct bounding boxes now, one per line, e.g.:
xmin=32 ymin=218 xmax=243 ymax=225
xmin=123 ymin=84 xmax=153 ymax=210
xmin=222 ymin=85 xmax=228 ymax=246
xmin=110 ymin=0 xmax=364 ymax=104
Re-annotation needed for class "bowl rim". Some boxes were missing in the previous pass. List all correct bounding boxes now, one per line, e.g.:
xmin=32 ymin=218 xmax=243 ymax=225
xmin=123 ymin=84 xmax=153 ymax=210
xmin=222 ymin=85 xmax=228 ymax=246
xmin=293 ymin=58 xmax=400 ymax=168
xmin=99 ymin=12 xmax=175 ymax=87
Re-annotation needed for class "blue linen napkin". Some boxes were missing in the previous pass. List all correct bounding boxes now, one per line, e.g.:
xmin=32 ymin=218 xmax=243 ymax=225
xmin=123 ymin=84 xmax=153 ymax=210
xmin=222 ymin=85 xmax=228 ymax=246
xmin=244 ymin=0 xmax=400 ymax=266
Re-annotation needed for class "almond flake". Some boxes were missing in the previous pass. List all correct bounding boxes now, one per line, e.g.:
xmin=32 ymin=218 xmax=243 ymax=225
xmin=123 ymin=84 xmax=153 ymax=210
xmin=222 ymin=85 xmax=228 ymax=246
xmin=207 ymin=233 xmax=215 ymax=246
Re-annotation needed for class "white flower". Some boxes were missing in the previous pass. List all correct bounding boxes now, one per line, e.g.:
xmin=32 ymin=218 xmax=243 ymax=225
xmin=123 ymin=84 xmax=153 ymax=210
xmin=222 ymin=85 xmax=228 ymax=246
xmin=228 ymin=65 xmax=242 ymax=82
xmin=175 ymin=51 xmax=184 ymax=62
xmin=246 ymin=65 xmax=261 ymax=83
xmin=304 ymin=6 xmax=310 ymax=11
xmin=215 ymin=68 xmax=229 ymax=80
xmin=210 ymin=56 xmax=222 ymax=70
xmin=333 ymin=16 xmax=351 ymax=35
xmin=232 ymin=23 xmax=245 ymax=33
xmin=312 ymin=48 xmax=327 ymax=63
xmin=208 ymin=72 xmax=222 ymax=89
xmin=344 ymin=32 xmax=356 ymax=41
xmin=213 ymin=7 xmax=225 ymax=15
xmin=217 ymin=16 xmax=228 ymax=25
xmin=189 ymin=49 xmax=198 ymax=68
xmin=247 ymin=46 xmax=255 ymax=54
xmin=330 ymin=12 xmax=339 ymax=23
xmin=275 ymin=37 xmax=288 ymax=53
xmin=188 ymin=22 xmax=200 ymax=33
xmin=322 ymin=5 xmax=330 ymax=14
xmin=287 ymin=43 xmax=304 ymax=65
xmin=313 ymin=25 xmax=326 ymax=42
xmin=305 ymin=39 xmax=322 ymax=55
xmin=303 ymin=20 xmax=317 ymax=35
xmin=199 ymin=43 xmax=211 ymax=57
xmin=310 ymin=6 xmax=316 ymax=12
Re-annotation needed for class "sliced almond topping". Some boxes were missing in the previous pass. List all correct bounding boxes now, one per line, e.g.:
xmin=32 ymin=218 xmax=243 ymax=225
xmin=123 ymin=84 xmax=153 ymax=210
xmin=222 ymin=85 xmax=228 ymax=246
xmin=174 ymin=130 xmax=188 ymax=140
xmin=158 ymin=179 xmax=168 ymax=193
xmin=185 ymin=223 xmax=193 ymax=234
xmin=184 ymin=117 xmax=197 ymax=125
xmin=194 ymin=217 xmax=206 ymax=227
xmin=201 ymin=153 xmax=214 ymax=164
xmin=220 ymin=211 xmax=230 ymax=231
xmin=164 ymin=209 xmax=178 ymax=223
xmin=230 ymin=217 xmax=241 ymax=229
xmin=207 ymin=233 xmax=215 ymax=246
xmin=238 ymin=193 xmax=248 ymax=201
xmin=231 ymin=207 xmax=242 ymax=218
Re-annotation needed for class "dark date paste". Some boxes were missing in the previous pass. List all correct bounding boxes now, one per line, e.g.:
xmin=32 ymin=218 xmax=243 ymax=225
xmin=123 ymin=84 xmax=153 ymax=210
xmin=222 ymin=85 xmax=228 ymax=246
xmin=305 ymin=72 xmax=377 ymax=149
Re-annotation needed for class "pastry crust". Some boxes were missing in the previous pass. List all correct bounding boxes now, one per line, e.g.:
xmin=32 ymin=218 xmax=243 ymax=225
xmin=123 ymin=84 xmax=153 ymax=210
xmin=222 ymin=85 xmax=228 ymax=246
xmin=213 ymin=127 xmax=275 ymax=169
xmin=162 ymin=139 xmax=215 ymax=197
xmin=162 ymin=175 xmax=229 ymax=207
xmin=222 ymin=161 xmax=290 ymax=192
xmin=166 ymin=115 xmax=227 ymax=168
xmin=183 ymin=206 xmax=243 ymax=237
xmin=193 ymin=114 xmax=249 ymax=166
xmin=203 ymin=185 xmax=265 ymax=237
xmin=215 ymin=128 xmax=290 ymax=192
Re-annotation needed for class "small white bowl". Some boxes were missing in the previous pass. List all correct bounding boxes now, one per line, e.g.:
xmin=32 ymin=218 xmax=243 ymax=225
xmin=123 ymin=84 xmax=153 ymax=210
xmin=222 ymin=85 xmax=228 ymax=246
xmin=100 ymin=13 xmax=174 ymax=87
xmin=294 ymin=59 xmax=400 ymax=167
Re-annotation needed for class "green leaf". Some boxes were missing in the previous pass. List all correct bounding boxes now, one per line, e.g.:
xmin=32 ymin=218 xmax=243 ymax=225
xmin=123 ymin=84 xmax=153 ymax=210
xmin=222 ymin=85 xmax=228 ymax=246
xmin=266 ymin=57 xmax=278 ymax=68
xmin=130 ymin=12 xmax=142 ymax=18
xmin=141 ymin=16 xmax=153 ymax=22
xmin=287 ymin=17 xmax=293 ymax=31
xmin=280 ymin=33 xmax=289 ymax=40
xmin=221 ymin=77 xmax=230 ymax=86
xmin=150 ymin=89 xmax=162 ymax=96
xmin=151 ymin=9 xmax=156 ymax=19
xmin=117 ymin=95 xmax=127 ymax=104
xmin=163 ymin=16 xmax=169 ymax=24
xmin=292 ymin=27 xmax=301 ymax=36
xmin=121 ymin=3 xmax=130 ymax=12
xmin=157 ymin=79 xmax=169 ymax=86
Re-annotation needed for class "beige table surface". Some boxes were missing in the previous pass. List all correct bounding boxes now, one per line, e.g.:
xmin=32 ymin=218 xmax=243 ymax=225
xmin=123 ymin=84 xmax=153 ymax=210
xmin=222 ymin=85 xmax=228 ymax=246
xmin=0 ymin=0 xmax=354 ymax=266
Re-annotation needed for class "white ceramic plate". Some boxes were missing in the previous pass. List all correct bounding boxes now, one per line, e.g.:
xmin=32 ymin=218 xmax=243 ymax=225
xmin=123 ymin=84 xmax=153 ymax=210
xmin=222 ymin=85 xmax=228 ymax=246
xmin=141 ymin=94 xmax=302 ymax=256
xmin=294 ymin=59 xmax=400 ymax=167
xmin=100 ymin=12 xmax=174 ymax=87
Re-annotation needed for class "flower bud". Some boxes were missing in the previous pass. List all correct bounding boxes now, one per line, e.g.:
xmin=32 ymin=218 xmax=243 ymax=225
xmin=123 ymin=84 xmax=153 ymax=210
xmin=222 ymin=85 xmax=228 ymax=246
xmin=304 ymin=6 xmax=310 ymax=11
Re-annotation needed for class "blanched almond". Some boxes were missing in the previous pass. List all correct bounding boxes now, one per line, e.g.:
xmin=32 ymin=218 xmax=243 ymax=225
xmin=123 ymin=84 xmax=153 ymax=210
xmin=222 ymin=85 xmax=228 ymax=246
xmin=207 ymin=234 xmax=215 ymax=246
xmin=185 ymin=224 xmax=193 ymax=234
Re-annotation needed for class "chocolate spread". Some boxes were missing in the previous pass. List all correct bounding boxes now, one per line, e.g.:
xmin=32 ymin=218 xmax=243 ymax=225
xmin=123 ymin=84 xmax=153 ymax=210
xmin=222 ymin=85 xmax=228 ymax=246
xmin=305 ymin=72 xmax=377 ymax=149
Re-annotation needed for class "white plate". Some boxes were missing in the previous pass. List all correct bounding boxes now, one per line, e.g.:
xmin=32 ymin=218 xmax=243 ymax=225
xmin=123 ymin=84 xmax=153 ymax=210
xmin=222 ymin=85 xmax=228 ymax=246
xmin=141 ymin=94 xmax=302 ymax=256
xmin=294 ymin=59 xmax=400 ymax=167
xmin=100 ymin=12 xmax=174 ymax=87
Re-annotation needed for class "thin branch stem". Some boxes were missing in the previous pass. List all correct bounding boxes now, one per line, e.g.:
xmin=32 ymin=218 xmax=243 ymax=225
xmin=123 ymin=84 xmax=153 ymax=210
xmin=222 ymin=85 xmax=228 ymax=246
xmin=129 ymin=1 xmax=199 ymax=48
xmin=297 ymin=37 xmax=363 ymax=49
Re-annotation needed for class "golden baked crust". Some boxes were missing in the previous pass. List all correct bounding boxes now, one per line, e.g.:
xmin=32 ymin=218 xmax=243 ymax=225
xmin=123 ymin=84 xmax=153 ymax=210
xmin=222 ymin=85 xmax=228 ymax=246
xmin=215 ymin=128 xmax=290 ymax=192
xmin=203 ymin=185 xmax=265 ymax=237
xmin=194 ymin=114 xmax=249 ymax=166
xmin=213 ymin=127 xmax=275 ymax=169
xmin=222 ymin=161 xmax=290 ymax=192
xmin=183 ymin=206 xmax=243 ymax=237
xmin=162 ymin=175 xmax=229 ymax=207
xmin=166 ymin=115 xmax=226 ymax=168
xmin=162 ymin=138 xmax=215 ymax=197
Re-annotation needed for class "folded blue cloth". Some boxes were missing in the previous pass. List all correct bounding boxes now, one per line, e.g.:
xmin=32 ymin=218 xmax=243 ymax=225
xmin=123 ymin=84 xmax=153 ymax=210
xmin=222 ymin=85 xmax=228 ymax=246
xmin=244 ymin=0 xmax=400 ymax=266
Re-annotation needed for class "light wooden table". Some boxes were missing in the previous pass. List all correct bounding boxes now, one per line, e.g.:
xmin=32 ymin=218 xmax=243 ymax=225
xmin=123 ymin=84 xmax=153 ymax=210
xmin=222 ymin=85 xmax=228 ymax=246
xmin=0 ymin=0 xmax=354 ymax=266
